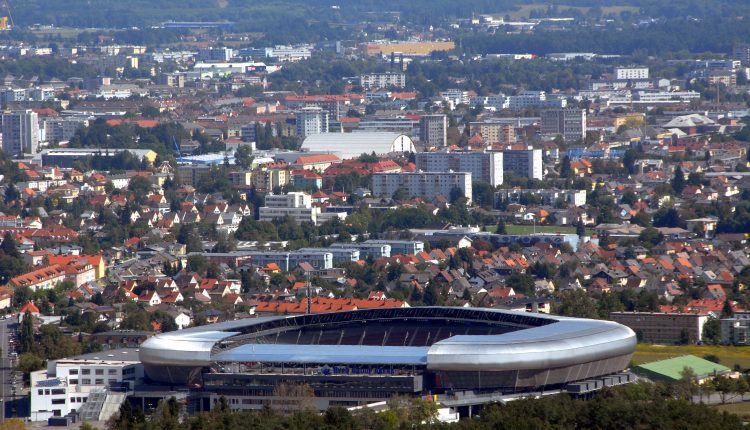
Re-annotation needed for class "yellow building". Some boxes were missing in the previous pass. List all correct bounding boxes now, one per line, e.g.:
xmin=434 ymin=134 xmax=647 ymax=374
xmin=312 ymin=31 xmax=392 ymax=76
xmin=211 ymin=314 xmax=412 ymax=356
xmin=364 ymin=41 xmax=455 ymax=57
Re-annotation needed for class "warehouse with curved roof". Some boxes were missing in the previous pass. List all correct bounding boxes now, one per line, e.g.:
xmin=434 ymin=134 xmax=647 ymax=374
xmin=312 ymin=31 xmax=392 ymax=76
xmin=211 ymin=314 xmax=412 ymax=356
xmin=300 ymin=132 xmax=415 ymax=159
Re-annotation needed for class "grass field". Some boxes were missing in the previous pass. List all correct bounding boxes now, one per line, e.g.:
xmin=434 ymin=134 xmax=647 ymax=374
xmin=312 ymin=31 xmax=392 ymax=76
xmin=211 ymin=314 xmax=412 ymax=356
xmin=632 ymin=344 xmax=750 ymax=370
xmin=485 ymin=224 xmax=594 ymax=235
xmin=503 ymin=4 xmax=640 ymax=20
xmin=713 ymin=402 xmax=750 ymax=420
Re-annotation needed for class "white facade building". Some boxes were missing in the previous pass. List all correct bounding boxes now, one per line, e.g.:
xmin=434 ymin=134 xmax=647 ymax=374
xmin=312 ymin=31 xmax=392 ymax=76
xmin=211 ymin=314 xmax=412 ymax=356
xmin=541 ymin=108 xmax=587 ymax=142
xmin=415 ymin=150 xmax=503 ymax=186
xmin=295 ymin=107 xmax=329 ymax=138
xmin=258 ymin=192 xmax=347 ymax=226
xmin=419 ymin=114 xmax=448 ymax=147
xmin=372 ymin=172 xmax=473 ymax=203
xmin=500 ymin=147 xmax=544 ymax=180
xmin=359 ymin=73 xmax=406 ymax=89
xmin=615 ymin=67 xmax=649 ymax=80
xmin=30 ymin=349 xmax=143 ymax=421
xmin=2 ymin=109 xmax=40 ymax=156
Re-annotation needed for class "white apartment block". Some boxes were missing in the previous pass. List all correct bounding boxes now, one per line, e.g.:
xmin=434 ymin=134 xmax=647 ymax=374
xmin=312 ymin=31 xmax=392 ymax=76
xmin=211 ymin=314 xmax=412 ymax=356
xmin=441 ymin=89 xmax=470 ymax=106
xmin=372 ymin=172 xmax=473 ymax=203
xmin=540 ymin=109 xmax=587 ymax=142
xmin=506 ymin=91 xmax=567 ymax=111
xmin=330 ymin=242 xmax=391 ymax=259
xmin=295 ymin=107 xmax=329 ymax=138
xmin=30 ymin=349 xmax=143 ymax=421
xmin=615 ymin=67 xmax=649 ymax=80
xmin=297 ymin=247 xmax=360 ymax=264
xmin=2 ymin=109 xmax=40 ymax=156
xmin=43 ymin=117 xmax=89 ymax=143
xmin=245 ymin=250 xmax=333 ymax=271
xmin=500 ymin=147 xmax=544 ymax=180
xmin=633 ymin=91 xmax=701 ymax=104
xmin=415 ymin=150 xmax=503 ymax=186
xmin=267 ymin=45 xmax=312 ymax=62
xmin=364 ymin=239 xmax=424 ymax=256
xmin=419 ymin=114 xmax=448 ymax=147
xmin=359 ymin=73 xmax=406 ymax=89
xmin=258 ymin=192 xmax=346 ymax=226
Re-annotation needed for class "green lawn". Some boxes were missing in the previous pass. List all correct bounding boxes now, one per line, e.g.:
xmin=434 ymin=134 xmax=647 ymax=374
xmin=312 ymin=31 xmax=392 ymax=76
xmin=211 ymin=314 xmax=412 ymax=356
xmin=713 ymin=402 xmax=750 ymax=420
xmin=632 ymin=344 xmax=750 ymax=370
xmin=485 ymin=224 xmax=594 ymax=236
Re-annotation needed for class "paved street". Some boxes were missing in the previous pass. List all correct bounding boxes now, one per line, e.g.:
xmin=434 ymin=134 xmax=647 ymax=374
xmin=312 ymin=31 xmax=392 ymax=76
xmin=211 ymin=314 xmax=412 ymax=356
xmin=0 ymin=318 xmax=18 ymax=420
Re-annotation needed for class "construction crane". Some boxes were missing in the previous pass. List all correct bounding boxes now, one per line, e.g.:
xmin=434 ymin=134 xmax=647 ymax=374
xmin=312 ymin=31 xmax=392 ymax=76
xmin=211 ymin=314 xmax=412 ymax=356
xmin=0 ymin=0 xmax=13 ymax=31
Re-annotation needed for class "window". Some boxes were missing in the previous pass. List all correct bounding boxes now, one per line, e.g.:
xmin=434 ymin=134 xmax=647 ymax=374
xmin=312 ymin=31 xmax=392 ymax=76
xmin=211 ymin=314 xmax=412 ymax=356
xmin=51 ymin=399 xmax=65 ymax=405
xmin=108 ymin=379 xmax=117 ymax=385
xmin=70 ymin=379 xmax=78 ymax=385
xmin=81 ymin=369 xmax=90 ymax=375
xmin=51 ymin=389 xmax=65 ymax=395
xmin=108 ymin=369 xmax=117 ymax=375
xmin=37 ymin=390 xmax=43 ymax=395
xmin=81 ymin=379 xmax=91 ymax=385
xmin=95 ymin=369 xmax=104 ymax=375
xmin=69 ymin=369 xmax=78 ymax=375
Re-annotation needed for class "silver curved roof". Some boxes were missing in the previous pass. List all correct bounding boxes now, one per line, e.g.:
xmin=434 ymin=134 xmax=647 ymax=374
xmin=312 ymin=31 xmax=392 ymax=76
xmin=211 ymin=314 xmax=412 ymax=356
xmin=300 ymin=132 xmax=415 ymax=160
xmin=139 ymin=308 xmax=635 ymax=372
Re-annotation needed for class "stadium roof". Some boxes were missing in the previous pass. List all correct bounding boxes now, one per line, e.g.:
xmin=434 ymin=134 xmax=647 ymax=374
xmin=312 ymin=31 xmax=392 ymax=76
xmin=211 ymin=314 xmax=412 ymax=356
xmin=214 ymin=344 xmax=429 ymax=365
xmin=301 ymin=132 xmax=415 ymax=160
xmin=632 ymin=355 xmax=731 ymax=381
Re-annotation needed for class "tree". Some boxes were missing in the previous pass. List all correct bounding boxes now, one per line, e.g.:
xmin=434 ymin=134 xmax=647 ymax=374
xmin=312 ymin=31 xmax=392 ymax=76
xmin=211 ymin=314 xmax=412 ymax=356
xmin=712 ymin=375 xmax=737 ymax=404
xmin=19 ymin=310 xmax=34 ymax=353
xmin=0 ymin=232 xmax=19 ymax=258
xmin=559 ymin=155 xmax=572 ymax=178
xmin=391 ymin=187 xmax=410 ymax=202
xmin=638 ymin=227 xmax=664 ymax=248
xmin=702 ymin=317 xmax=721 ymax=344
xmin=187 ymin=255 xmax=209 ymax=274
xmin=234 ymin=144 xmax=254 ymax=169
xmin=653 ymin=207 xmax=684 ymax=228
xmin=496 ymin=220 xmax=507 ymax=235
xmin=671 ymin=166 xmax=685 ymax=194
xmin=675 ymin=366 xmax=698 ymax=400
xmin=448 ymin=186 xmax=464 ymax=204
xmin=555 ymin=289 xmax=598 ymax=319
xmin=575 ymin=219 xmax=586 ymax=237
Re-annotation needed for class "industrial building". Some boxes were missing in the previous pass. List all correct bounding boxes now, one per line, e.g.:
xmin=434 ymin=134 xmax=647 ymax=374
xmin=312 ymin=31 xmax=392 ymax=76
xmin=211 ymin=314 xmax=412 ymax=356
xmin=301 ymin=132 xmax=415 ymax=160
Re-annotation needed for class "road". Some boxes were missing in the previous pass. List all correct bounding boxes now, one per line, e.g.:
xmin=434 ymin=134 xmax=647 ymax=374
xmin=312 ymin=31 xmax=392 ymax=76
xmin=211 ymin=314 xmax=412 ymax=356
xmin=0 ymin=318 xmax=18 ymax=421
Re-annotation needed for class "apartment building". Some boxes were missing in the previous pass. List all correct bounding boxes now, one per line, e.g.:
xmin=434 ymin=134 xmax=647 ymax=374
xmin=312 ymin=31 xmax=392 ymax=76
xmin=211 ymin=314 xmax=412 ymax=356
xmin=615 ymin=67 xmax=649 ymax=80
xmin=499 ymin=147 xmax=544 ymax=180
xmin=540 ymin=109 xmax=587 ymax=142
xmin=295 ymin=107 xmax=329 ymax=138
xmin=415 ymin=150 xmax=504 ymax=186
xmin=246 ymin=250 xmax=333 ymax=271
xmin=469 ymin=121 xmax=516 ymax=146
xmin=610 ymin=312 xmax=706 ymax=344
xmin=419 ymin=114 xmax=447 ymax=147
xmin=2 ymin=109 xmax=40 ymax=156
xmin=372 ymin=171 xmax=473 ymax=203
xmin=176 ymin=165 xmax=212 ymax=187
xmin=10 ymin=265 xmax=66 ymax=291
xmin=359 ymin=72 xmax=406 ymax=89
xmin=258 ymin=192 xmax=346 ymax=226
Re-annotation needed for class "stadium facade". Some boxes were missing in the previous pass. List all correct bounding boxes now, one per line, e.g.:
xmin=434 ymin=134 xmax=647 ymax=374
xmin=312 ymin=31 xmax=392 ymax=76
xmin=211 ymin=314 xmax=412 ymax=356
xmin=139 ymin=307 xmax=636 ymax=411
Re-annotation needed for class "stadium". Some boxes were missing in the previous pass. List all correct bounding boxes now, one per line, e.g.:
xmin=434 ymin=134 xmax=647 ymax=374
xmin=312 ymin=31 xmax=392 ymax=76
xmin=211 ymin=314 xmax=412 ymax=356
xmin=139 ymin=307 xmax=636 ymax=411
